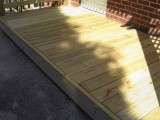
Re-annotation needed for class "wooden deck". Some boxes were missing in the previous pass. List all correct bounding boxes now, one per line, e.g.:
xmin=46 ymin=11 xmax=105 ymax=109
xmin=1 ymin=6 xmax=160 ymax=120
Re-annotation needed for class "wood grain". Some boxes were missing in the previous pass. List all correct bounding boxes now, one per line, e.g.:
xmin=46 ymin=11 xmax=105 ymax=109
xmin=1 ymin=6 xmax=160 ymax=120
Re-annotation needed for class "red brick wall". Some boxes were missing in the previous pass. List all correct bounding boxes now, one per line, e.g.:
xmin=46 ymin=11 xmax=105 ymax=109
xmin=106 ymin=0 xmax=160 ymax=36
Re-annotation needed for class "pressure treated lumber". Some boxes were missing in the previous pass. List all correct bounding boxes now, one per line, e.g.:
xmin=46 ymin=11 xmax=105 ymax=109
xmin=1 ymin=6 xmax=160 ymax=120
xmin=141 ymin=107 xmax=160 ymax=120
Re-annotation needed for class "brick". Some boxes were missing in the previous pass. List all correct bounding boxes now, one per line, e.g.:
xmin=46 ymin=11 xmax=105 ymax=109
xmin=137 ymin=9 xmax=149 ymax=16
xmin=130 ymin=12 xmax=141 ymax=18
xmin=116 ymin=3 xmax=125 ymax=9
xmin=150 ymin=2 xmax=160 ymax=9
xmin=126 ymin=6 xmax=137 ymax=12
xmin=132 ymin=3 xmax=142 ymax=9
xmin=110 ymin=14 xmax=119 ymax=20
xmin=118 ymin=17 xmax=129 ymax=23
xmin=112 ymin=0 xmax=122 ymax=3
xmin=122 ymin=0 xmax=131 ymax=6
xmin=128 ymin=0 xmax=138 ymax=2
xmin=143 ymin=6 xmax=155 ymax=12
xmin=148 ymin=0 xmax=158 ymax=2
xmin=149 ymin=13 xmax=160 ymax=19
xmin=141 ymin=15 xmax=152 ymax=22
xmin=135 ymin=18 xmax=146 ymax=25
xmin=138 ymin=0 xmax=149 ymax=6
xmin=106 ymin=0 xmax=160 ymax=34
xmin=120 ymin=9 xmax=130 ymax=15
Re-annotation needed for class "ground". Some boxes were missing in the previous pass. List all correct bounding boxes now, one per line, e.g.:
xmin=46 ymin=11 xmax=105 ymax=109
xmin=0 ymin=29 xmax=92 ymax=120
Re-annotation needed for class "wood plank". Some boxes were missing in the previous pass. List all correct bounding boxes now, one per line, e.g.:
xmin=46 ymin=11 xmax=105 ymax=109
xmin=56 ymin=41 xmax=143 ymax=75
xmin=103 ymin=82 xmax=158 ymax=114
xmin=23 ymin=19 xmax=118 ymax=41
xmin=0 ymin=11 xmax=120 ymax=120
xmin=147 ymin=60 xmax=160 ymax=75
xmin=30 ymin=21 xmax=121 ymax=46
xmin=146 ymin=51 xmax=160 ymax=65
xmin=28 ymin=18 xmax=133 ymax=41
xmin=50 ymin=34 xmax=128 ymax=63
xmin=6 ymin=7 xmax=92 ymax=29
xmin=1 ymin=6 xmax=160 ymax=120
xmin=35 ymin=23 xmax=119 ymax=52
xmin=24 ymin=20 xmax=114 ymax=42
xmin=80 ymin=46 xmax=159 ymax=92
xmin=30 ymin=26 xmax=139 ymax=50
xmin=141 ymin=107 xmax=160 ymax=120
xmin=90 ymin=60 xmax=160 ymax=102
xmin=152 ymin=72 xmax=160 ymax=89
xmin=28 ymin=24 xmax=115 ymax=46
xmin=36 ymin=27 xmax=138 ymax=58
xmin=116 ymin=90 xmax=158 ymax=120
xmin=16 ymin=13 xmax=100 ymax=32
xmin=6 ymin=12 xmax=71 ymax=28
xmin=81 ymin=68 xmax=149 ymax=93
xmin=54 ymin=35 xmax=151 ymax=68
xmin=24 ymin=17 xmax=139 ymax=45
xmin=91 ymin=68 xmax=153 ymax=100
xmin=70 ymin=56 xmax=148 ymax=83
xmin=46 ymin=29 xmax=140 ymax=61
xmin=116 ymin=79 xmax=160 ymax=120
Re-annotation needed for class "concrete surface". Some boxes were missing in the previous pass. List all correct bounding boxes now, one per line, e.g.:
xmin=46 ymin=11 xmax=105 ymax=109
xmin=0 ymin=29 xmax=92 ymax=120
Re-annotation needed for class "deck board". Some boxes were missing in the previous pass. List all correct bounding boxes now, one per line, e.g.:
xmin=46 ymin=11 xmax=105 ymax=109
xmin=141 ymin=107 xmax=160 ymax=120
xmin=1 ymin=6 xmax=160 ymax=120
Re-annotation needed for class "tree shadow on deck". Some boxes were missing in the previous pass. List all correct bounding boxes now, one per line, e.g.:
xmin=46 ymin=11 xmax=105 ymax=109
xmin=0 ymin=6 xmax=155 ymax=120
xmin=32 ymin=7 xmax=126 ymax=120
xmin=30 ymin=7 xmax=149 ymax=120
